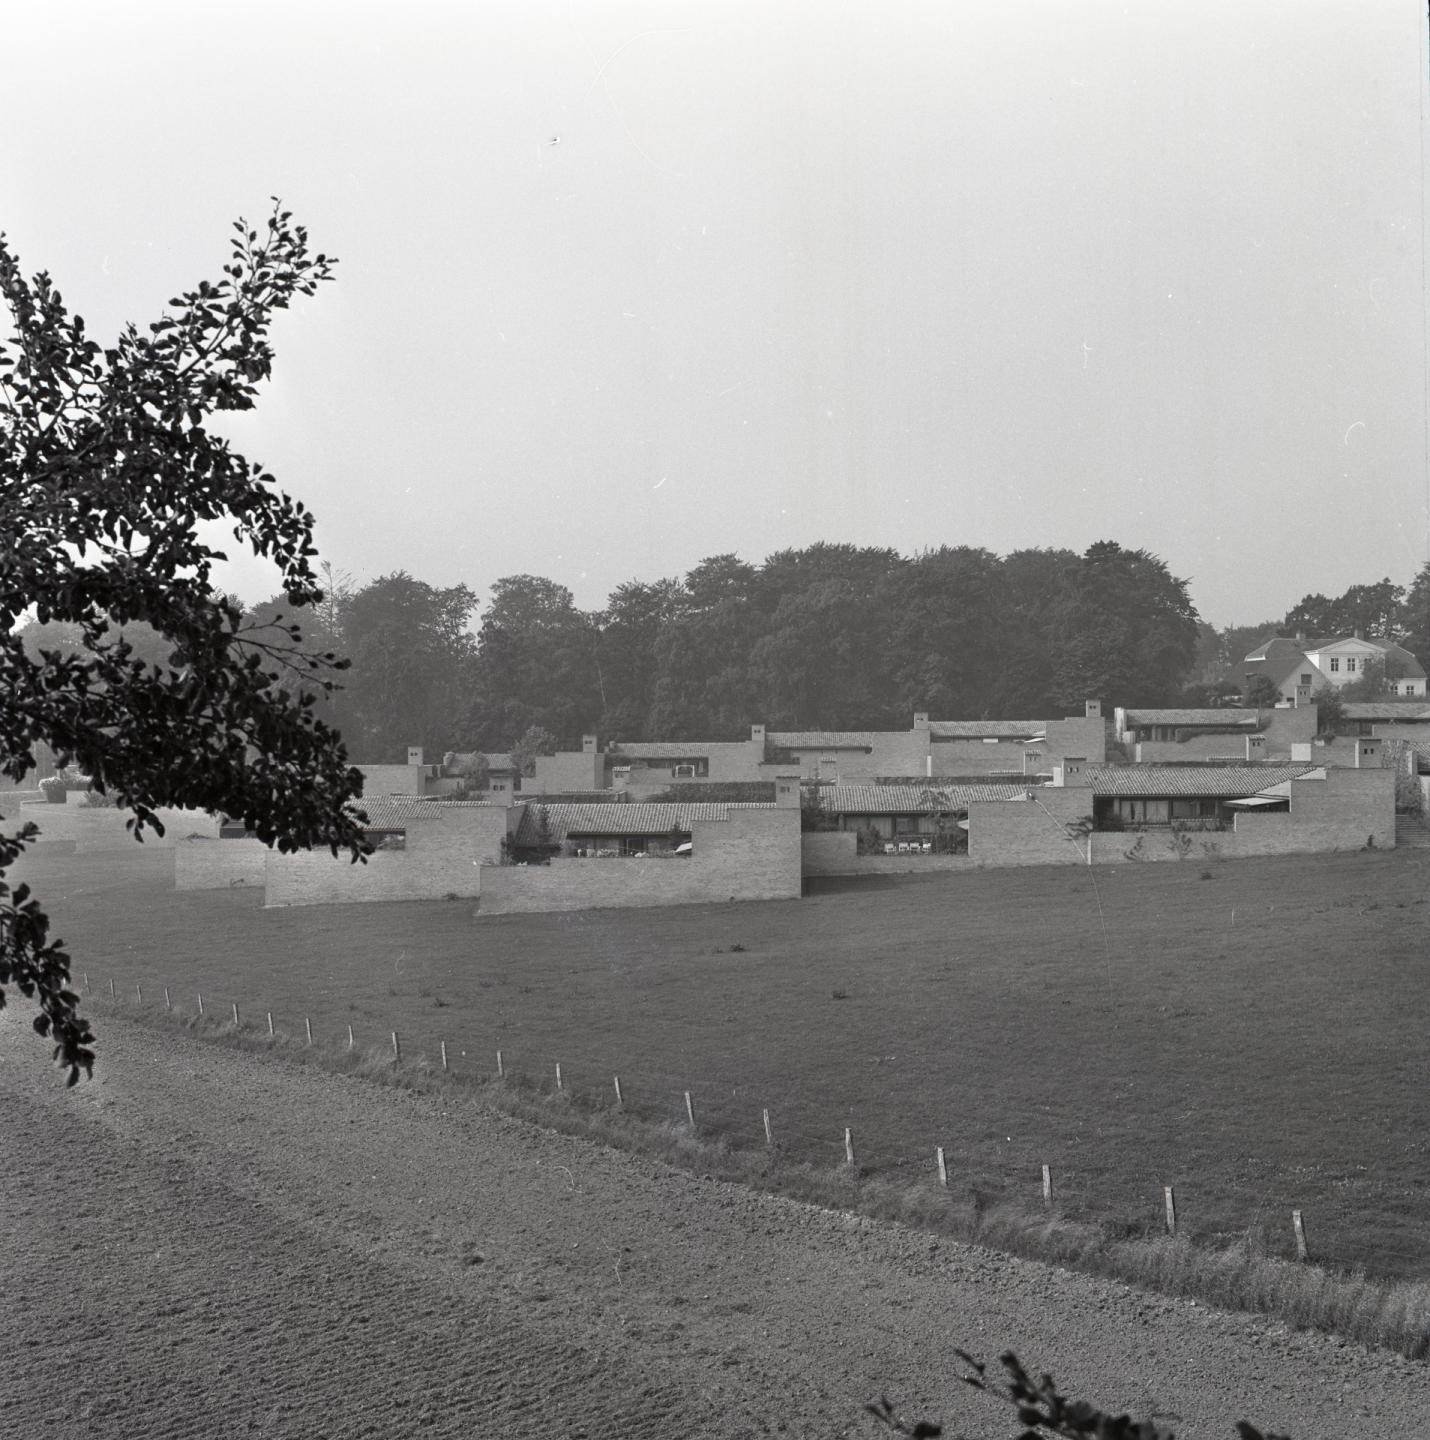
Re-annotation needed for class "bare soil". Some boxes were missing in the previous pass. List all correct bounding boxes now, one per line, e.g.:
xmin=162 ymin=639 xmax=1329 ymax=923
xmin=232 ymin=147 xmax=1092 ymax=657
xmin=1 ymin=1010 xmax=1424 ymax=1439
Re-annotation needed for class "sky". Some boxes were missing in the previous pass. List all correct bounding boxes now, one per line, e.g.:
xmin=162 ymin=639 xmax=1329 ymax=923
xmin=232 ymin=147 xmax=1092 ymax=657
xmin=5 ymin=0 xmax=1429 ymax=629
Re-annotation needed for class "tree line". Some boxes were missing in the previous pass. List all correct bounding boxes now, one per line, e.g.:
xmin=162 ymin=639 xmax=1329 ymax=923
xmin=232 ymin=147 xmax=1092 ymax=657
xmin=23 ymin=548 xmax=1430 ymax=765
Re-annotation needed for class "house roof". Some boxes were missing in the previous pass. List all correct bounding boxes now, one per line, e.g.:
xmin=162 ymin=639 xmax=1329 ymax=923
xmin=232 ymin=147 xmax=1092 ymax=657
xmin=349 ymin=796 xmax=498 ymax=830
xmin=1082 ymin=764 xmax=1320 ymax=798
xmin=1299 ymin=637 xmax=1426 ymax=678
xmin=928 ymin=720 xmax=1044 ymax=739
xmin=824 ymin=782 xmax=1035 ymax=813
xmin=1121 ymin=708 xmax=1260 ymax=729
xmin=765 ymin=731 xmax=880 ymax=750
xmin=613 ymin=742 xmax=749 ymax=760
xmin=1341 ymin=702 xmax=1430 ymax=722
xmin=514 ymin=801 xmax=774 ymax=842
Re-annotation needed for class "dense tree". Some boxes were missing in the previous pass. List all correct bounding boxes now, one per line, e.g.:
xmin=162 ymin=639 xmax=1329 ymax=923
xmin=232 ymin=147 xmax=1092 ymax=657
xmin=1283 ymin=578 xmax=1405 ymax=640
xmin=1 ymin=204 xmax=367 ymax=1081
xmin=466 ymin=574 xmax=599 ymax=748
xmin=591 ymin=578 xmax=683 ymax=739
xmin=338 ymin=572 xmax=477 ymax=761
xmin=1396 ymin=561 xmax=1430 ymax=672
xmin=1051 ymin=542 xmax=1200 ymax=709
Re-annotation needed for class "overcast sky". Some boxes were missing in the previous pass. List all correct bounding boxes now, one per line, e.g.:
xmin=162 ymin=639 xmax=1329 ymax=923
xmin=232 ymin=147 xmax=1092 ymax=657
xmin=6 ymin=0 xmax=1428 ymax=628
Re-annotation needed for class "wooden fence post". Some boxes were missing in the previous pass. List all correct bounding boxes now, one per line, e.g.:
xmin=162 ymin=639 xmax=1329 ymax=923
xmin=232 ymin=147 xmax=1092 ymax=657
xmin=83 ymin=972 xmax=90 ymax=994
xmin=440 ymin=1040 xmax=448 ymax=1071
xmin=391 ymin=1030 xmax=401 ymax=1064
xmin=496 ymin=1049 xmax=504 ymax=1079
xmin=347 ymin=1023 xmax=354 ymax=1050
xmin=1042 ymin=1164 xmax=1052 ymax=1207
xmin=613 ymin=1075 xmax=623 ymax=1108
xmin=197 ymin=992 xmax=203 ymax=1016
xmin=109 ymin=977 xmax=116 ymax=998
xmin=267 ymin=1012 xmax=274 ymax=1038
xmin=555 ymin=1062 xmax=563 ymax=1091
xmin=231 ymin=1002 xmax=240 ymax=1027
xmin=1164 ymin=1186 xmax=1177 ymax=1236
xmin=305 ymin=1017 xmax=312 ymax=1045
xmin=684 ymin=1090 xmax=695 ymax=1129
xmin=1292 ymin=1209 xmax=1309 ymax=1261
xmin=164 ymin=986 xmax=171 ymax=1011
xmin=937 ymin=1147 xmax=948 ymax=1188
xmin=844 ymin=1128 xmax=856 ymax=1169
xmin=763 ymin=1108 xmax=774 ymax=1149
xmin=135 ymin=984 xmax=142 ymax=1004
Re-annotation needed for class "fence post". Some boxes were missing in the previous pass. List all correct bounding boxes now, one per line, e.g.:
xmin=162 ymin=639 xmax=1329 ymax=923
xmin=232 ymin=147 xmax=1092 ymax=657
xmin=936 ymin=1147 xmax=948 ymax=1188
xmin=763 ymin=1108 xmax=774 ymax=1149
xmin=1292 ymin=1209 xmax=1309 ymax=1261
xmin=232 ymin=1002 xmax=240 ymax=1027
xmin=391 ymin=1031 xmax=401 ymax=1064
xmin=496 ymin=1049 xmax=504 ymax=1079
xmin=135 ymin=984 xmax=142 ymax=1004
xmin=164 ymin=986 xmax=171 ymax=1011
xmin=440 ymin=1040 xmax=448 ymax=1071
xmin=613 ymin=1075 xmax=623 ymax=1108
xmin=84 ymin=972 xmax=90 ymax=995
xmin=684 ymin=1090 xmax=695 ymax=1129
xmin=109 ymin=977 xmax=116 ymax=998
xmin=305 ymin=1017 xmax=312 ymax=1045
xmin=1164 ymin=1185 xmax=1177 ymax=1237
xmin=555 ymin=1062 xmax=563 ymax=1091
xmin=267 ymin=1012 xmax=275 ymax=1038
xmin=844 ymin=1128 xmax=856 ymax=1169
xmin=347 ymin=1023 xmax=354 ymax=1050
xmin=1042 ymin=1164 xmax=1052 ymax=1208
xmin=197 ymin=992 xmax=204 ymax=1016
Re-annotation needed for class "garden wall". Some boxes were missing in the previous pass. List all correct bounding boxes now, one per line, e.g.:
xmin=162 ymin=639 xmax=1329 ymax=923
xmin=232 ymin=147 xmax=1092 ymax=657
xmin=264 ymin=806 xmax=508 ymax=907
xmin=800 ymin=832 xmax=972 ymax=876
xmin=175 ymin=836 xmax=269 ymax=890
xmin=479 ymin=809 xmax=801 ymax=915
xmin=18 ymin=802 xmax=219 ymax=850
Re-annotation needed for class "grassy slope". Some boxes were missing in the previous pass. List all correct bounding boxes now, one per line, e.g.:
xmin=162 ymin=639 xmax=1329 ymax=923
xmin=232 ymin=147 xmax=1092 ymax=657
xmin=16 ymin=843 xmax=1430 ymax=1281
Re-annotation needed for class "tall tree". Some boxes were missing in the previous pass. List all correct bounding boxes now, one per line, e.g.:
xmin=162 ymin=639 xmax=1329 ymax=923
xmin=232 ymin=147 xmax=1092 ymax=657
xmin=1051 ymin=542 xmax=1200 ymax=709
xmin=2 ymin=204 xmax=367 ymax=1081
xmin=467 ymin=575 xmax=599 ymax=748
xmin=592 ymin=578 xmax=683 ymax=739
xmin=339 ymin=572 xmax=477 ymax=760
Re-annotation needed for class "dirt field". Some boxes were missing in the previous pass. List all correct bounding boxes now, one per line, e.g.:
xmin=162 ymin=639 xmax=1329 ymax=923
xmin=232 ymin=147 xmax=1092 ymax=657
xmin=14 ymin=842 xmax=1430 ymax=1279
xmin=2 ymin=1008 xmax=1425 ymax=1439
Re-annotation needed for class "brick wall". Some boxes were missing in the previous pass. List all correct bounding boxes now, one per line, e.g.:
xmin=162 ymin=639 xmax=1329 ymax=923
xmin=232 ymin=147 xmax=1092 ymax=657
xmin=966 ymin=791 xmax=1092 ymax=867
xmin=19 ymin=802 xmax=218 ymax=850
xmin=357 ymin=764 xmax=428 ymax=796
xmin=264 ymin=806 xmax=509 ymax=908
xmin=175 ymin=837 xmax=268 ymax=890
xmin=801 ymin=832 xmax=973 ymax=876
xmin=479 ymin=808 xmax=800 ymax=915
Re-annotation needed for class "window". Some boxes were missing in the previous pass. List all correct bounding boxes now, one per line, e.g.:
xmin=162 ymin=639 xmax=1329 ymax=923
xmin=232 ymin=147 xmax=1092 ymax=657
xmin=673 ymin=763 xmax=696 ymax=779
xmin=1345 ymin=658 xmax=1357 ymax=673
xmin=1300 ymin=673 xmax=1312 ymax=684
xmin=1329 ymin=658 xmax=1339 ymax=672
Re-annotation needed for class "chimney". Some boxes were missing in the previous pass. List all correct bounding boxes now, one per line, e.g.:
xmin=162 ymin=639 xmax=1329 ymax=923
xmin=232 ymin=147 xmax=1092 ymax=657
xmin=1053 ymin=757 xmax=1090 ymax=788
xmin=751 ymin=723 xmax=766 ymax=744
xmin=406 ymin=746 xmax=424 ymax=766
xmin=582 ymin=734 xmax=598 ymax=754
xmin=912 ymin=711 xmax=930 ymax=731
xmin=1354 ymin=736 xmax=1383 ymax=768
xmin=1085 ymin=699 xmax=1102 ymax=719
xmin=774 ymin=775 xmax=800 ymax=808
xmin=1245 ymin=734 xmax=1266 ymax=761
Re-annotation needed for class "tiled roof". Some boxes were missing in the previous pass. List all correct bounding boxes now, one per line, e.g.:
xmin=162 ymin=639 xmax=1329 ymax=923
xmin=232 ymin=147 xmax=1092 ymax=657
xmin=766 ymin=731 xmax=879 ymax=749
xmin=824 ymin=782 xmax=1035 ymax=813
xmin=613 ymin=742 xmax=750 ymax=759
xmin=515 ymin=801 xmax=774 ymax=842
xmin=1342 ymin=702 xmax=1430 ymax=722
xmin=1083 ymin=764 xmax=1320 ymax=798
xmin=1121 ymin=709 xmax=1259 ymax=729
xmin=928 ymin=720 xmax=1044 ymax=739
xmin=349 ymin=796 xmax=497 ymax=830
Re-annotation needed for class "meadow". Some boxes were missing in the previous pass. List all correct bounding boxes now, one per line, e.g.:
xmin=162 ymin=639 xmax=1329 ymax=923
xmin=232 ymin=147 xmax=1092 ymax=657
xmin=17 ymin=841 xmax=1430 ymax=1283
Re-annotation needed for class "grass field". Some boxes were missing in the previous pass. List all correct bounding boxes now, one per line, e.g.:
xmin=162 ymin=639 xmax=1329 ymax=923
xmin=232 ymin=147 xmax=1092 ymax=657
xmin=15 ymin=842 xmax=1430 ymax=1283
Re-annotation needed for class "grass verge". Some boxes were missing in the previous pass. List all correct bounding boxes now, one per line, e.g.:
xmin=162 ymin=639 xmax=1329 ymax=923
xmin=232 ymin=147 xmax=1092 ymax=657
xmin=105 ymin=993 xmax=1430 ymax=1362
